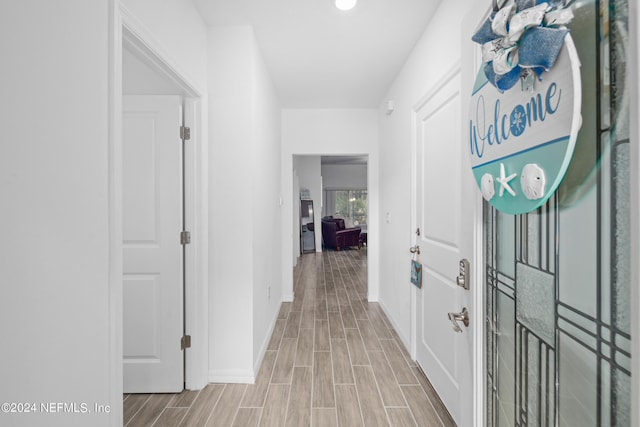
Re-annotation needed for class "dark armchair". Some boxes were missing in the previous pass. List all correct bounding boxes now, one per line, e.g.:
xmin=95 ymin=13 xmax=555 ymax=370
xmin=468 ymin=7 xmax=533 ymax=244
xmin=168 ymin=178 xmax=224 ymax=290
xmin=321 ymin=216 xmax=362 ymax=251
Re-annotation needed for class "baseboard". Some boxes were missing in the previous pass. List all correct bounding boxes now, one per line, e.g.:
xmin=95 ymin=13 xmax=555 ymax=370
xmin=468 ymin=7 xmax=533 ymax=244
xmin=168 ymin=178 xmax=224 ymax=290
xmin=378 ymin=299 xmax=411 ymax=353
xmin=282 ymin=293 xmax=294 ymax=302
xmin=208 ymin=369 xmax=255 ymax=384
xmin=253 ymin=301 xmax=283 ymax=376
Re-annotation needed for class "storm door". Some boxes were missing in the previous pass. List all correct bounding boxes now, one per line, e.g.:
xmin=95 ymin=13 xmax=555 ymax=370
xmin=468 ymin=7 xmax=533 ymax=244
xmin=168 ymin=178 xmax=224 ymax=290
xmin=484 ymin=0 xmax=631 ymax=425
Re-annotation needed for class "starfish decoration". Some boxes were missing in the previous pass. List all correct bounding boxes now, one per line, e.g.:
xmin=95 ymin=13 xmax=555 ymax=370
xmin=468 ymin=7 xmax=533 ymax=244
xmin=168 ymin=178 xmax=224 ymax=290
xmin=496 ymin=163 xmax=517 ymax=197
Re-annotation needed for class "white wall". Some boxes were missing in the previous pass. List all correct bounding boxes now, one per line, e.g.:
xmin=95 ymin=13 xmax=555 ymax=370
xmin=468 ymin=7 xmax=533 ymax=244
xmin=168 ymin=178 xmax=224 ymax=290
xmin=1 ymin=1 xmax=209 ymax=425
xmin=251 ymin=32 xmax=283 ymax=371
xmin=322 ymin=164 xmax=368 ymax=190
xmin=0 ymin=2 xmax=111 ymax=426
xmin=208 ymin=26 xmax=282 ymax=381
xmin=281 ymin=109 xmax=380 ymax=300
xmin=377 ymin=1 xmax=474 ymax=348
xmin=121 ymin=0 xmax=208 ymax=91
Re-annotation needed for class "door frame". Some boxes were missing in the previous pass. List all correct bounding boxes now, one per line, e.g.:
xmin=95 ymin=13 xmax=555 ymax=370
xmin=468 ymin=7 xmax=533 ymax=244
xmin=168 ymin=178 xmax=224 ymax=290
xmin=108 ymin=1 xmax=209 ymax=422
xmin=408 ymin=60 xmax=484 ymax=426
xmin=630 ymin=2 xmax=639 ymax=425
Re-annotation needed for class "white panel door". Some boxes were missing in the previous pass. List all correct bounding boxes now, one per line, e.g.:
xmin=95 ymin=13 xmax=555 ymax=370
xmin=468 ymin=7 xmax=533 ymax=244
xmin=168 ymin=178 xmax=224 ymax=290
xmin=123 ymin=95 xmax=183 ymax=393
xmin=413 ymin=69 xmax=474 ymax=425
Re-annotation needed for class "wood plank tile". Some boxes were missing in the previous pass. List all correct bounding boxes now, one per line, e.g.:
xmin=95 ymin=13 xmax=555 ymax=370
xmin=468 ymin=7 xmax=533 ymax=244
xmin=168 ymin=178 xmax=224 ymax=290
xmin=124 ymin=394 xmax=151 ymax=425
xmin=205 ymin=383 xmax=247 ymax=427
xmin=390 ymin=328 xmax=417 ymax=368
xmin=340 ymin=304 xmax=358 ymax=329
xmin=411 ymin=367 xmax=456 ymax=427
xmin=259 ymin=384 xmax=290 ymax=427
xmin=300 ymin=306 xmax=315 ymax=329
xmin=152 ymin=408 xmax=188 ymax=427
xmin=328 ymin=312 xmax=345 ymax=339
xmin=369 ymin=311 xmax=393 ymax=339
xmin=386 ymin=407 xmax=418 ymax=427
xmin=179 ymin=384 xmax=225 ymax=427
xmin=326 ymin=292 xmax=339 ymax=312
xmin=369 ymin=351 xmax=406 ymax=407
xmin=312 ymin=408 xmax=337 ymax=427
xmin=127 ymin=393 xmax=173 ymax=427
xmin=169 ymin=390 xmax=199 ymax=408
xmin=352 ymin=366 xmax=389 ymax=427
xmin=380 ymin=339 xmax=417 ymax=385
xmin=267 ymin=318 xmax=286 ymax=351
xmin=330 ymin=338 xmax=354 ymax=384
xmin=242 ymin=351 xmax=277 ymax=407
xmin=357 ymin=318 xmax=382 ymax=352
xmin=278 ymin=302 xmax=292 ymax=319
xmin=283 ymin=311 xmax=302 ymax=338
xmin=315 ymin=296 xmax=328 ymax=320
xmin=335 ymin=385 xmax=363 ymax=427
xmin=232 ymin=408 xmax=262 ymax=427
xmin=291 ymin=292 xmax=304 ymax=312
xmin=325 ymin=280 xmax=336 ymax=295
xmin=285 ymin=366 xmax=312 ymax=427
xmin=345 ymin=328 xmax=370 ymax=366
xmin=350 ymin=300 xmax=369 ymax=320
xmin=312 ymin=352 xmax=335 ymax=408
xmin=401 ymin=385 xmax=443 ymax=426
xmin=295 ymin=329 xmax=314 ymax=367
xmin=271 ymin=338 xmax=298 ymax=384
xmin=314 ymin=319 xmax=330 ymax=352
xmin=336 ymin=288 xmax=350 ymax=306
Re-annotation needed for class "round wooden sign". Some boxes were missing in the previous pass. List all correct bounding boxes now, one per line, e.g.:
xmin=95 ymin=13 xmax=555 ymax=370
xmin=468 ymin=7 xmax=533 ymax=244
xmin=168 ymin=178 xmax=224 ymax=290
xmin=468 ymin=35 xmax=582 ymax=214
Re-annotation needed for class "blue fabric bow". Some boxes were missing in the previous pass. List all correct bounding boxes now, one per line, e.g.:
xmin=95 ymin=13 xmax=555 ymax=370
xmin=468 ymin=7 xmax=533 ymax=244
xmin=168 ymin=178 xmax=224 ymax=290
xmin=472 ymin=0 xmax=572 ymax=91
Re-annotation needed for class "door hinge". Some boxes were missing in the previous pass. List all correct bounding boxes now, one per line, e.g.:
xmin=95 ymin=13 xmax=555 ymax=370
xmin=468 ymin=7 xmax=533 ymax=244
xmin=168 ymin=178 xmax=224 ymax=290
xmin=180 ymin=126 xmax=191 ymax=141
xmin=181 ymin=335 xmax=191 ymax=350
xmin=180 ymin=231 xmax=191 ymax=245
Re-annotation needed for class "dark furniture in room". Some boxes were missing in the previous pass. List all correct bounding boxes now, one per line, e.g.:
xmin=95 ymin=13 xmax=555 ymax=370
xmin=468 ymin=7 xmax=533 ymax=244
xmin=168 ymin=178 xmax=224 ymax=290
xmin=321 ymin=216 xmax=361 ymax=251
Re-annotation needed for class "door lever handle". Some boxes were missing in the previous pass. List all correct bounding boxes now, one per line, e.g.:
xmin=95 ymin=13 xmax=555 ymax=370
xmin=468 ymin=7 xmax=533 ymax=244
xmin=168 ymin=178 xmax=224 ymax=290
xmin=448 ymin=308 xmax=469 ymax=333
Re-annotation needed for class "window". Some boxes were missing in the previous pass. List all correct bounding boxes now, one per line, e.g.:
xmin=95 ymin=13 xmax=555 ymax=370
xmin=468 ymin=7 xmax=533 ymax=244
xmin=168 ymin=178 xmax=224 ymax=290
xmin=325 ymin=189 xmax=367 ymax=229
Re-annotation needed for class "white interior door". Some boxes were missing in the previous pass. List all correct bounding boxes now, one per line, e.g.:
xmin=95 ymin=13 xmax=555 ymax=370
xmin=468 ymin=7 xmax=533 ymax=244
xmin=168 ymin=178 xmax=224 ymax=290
xmin=412 ymin=67 xmax=475 ymax=426
xmin=123 ymin=95 xmax=184 ymax=393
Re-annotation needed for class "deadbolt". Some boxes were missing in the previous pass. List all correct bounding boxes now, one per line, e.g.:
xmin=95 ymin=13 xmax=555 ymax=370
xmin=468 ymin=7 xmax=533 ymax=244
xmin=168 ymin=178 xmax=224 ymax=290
xmin=456 ymin=258 xmax=470 ymax=290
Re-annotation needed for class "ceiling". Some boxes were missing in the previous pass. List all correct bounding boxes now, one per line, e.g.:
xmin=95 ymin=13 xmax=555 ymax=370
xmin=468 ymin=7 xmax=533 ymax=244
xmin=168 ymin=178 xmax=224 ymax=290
xmin=192 ymin=0 xmax=442 ymax=108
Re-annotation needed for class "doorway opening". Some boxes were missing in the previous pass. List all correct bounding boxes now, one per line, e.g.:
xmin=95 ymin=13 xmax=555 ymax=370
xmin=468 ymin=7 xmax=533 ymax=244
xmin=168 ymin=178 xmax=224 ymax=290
xmin=111 ymin=16 xmax=208 ymax=400
xmin=292 ymin=154 xmax=369 ymax=291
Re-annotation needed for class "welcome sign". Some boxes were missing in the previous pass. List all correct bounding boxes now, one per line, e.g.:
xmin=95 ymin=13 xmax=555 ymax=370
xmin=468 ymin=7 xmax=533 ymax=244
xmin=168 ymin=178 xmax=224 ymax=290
xmin=468 ymin=36 xmax=582 ymax=214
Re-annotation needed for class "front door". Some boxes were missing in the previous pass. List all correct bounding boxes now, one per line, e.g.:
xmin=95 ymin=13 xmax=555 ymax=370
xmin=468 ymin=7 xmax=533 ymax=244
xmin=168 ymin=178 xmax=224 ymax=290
xmin=412 ymin=66 xmax=476 ymax=425
xmin=123 ymin=95 xmax=184 ymax=393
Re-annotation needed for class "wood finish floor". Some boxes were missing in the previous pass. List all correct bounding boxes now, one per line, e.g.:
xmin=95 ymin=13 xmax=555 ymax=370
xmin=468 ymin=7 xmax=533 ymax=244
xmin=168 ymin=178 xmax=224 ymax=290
xmin=124 ymin=249 xmax=456 ymax=426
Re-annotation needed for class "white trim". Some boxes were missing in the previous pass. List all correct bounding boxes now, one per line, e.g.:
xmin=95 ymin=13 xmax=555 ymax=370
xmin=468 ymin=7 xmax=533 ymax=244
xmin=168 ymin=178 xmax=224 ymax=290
xmin=107 ymin=2 xmax=123 ymax=426
xmin=208 ymin=370 xmax=256 ymax=384
xmin=378 ymin=299 xmax=411 ymax=352
xmin=282 ymin=293 xmax=295 ymax=303
xmin=250 ymin=301 xmax=285 ymax=384
xmin=108 ymin=2 xmax=209 ymax=412
xmin=119 ymin=4 xmax=201 ymax=98
xmin=471 ymin=191 xmax=485 ymax=426
xmin=461 ymin=4 xmax=491 ymax=425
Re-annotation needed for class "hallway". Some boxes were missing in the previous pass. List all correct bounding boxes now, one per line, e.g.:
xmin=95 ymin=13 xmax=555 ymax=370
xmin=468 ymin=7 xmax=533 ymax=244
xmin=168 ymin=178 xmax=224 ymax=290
xmin=123 ymin=249 xmax=456 ymax=426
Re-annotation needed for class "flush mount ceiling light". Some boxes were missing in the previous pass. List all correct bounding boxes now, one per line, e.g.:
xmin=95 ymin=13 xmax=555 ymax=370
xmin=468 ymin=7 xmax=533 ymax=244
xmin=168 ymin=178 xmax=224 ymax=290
xmin=334 ymin=0 xmax=357 ymax=11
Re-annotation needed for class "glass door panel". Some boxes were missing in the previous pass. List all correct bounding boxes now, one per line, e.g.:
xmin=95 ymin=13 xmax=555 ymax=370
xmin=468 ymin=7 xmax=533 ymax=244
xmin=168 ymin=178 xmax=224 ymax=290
xmin=484 ymin=0 xmax=631 ymax=425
